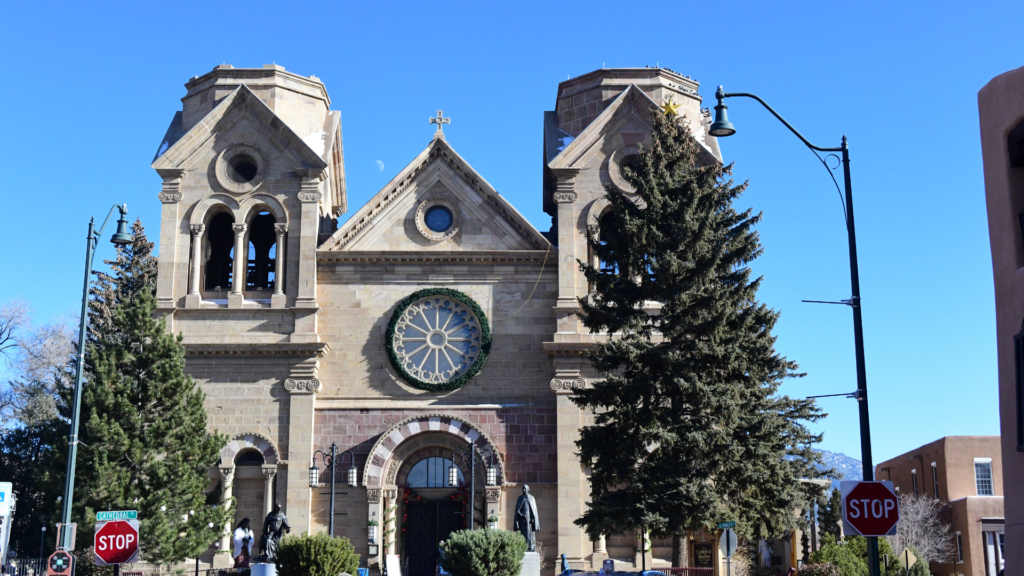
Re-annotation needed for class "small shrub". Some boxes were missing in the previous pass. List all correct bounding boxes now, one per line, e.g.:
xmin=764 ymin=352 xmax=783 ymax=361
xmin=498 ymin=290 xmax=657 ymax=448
xmin=800 ymin=564 xmax=841 ymax=576
xmin=439 ymin=529 xmax=528 ymax=576
xmin=276 ymin=532 xmax=360 ymax=576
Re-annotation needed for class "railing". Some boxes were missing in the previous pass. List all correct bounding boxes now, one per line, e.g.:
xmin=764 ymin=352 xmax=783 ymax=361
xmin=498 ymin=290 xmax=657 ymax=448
xmin=659 ymin=569 xmax=715 ymax=575
xmin=204 ymin=569 xmax=250 ymax=576
xmin=6 ymin=557 xmax=47 ymax=575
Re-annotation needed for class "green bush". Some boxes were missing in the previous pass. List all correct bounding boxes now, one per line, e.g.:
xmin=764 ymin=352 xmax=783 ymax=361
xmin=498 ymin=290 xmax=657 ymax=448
xmin=439 ymin=529 xmax=528 ymax=576
xmin=276 ymin=532 xmax=360 ymax=576
xmin=800 ymin=564 xmax=841 ymax=576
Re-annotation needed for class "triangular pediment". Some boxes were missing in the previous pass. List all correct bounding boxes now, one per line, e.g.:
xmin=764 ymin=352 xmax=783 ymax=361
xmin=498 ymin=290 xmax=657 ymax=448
xmin=547 ymin=84 xmax=721 ymax=171
xmin=320 ymin=137 xmax=550 ymax=252
xmin=151 ymin=85 xmax=328 ymax=173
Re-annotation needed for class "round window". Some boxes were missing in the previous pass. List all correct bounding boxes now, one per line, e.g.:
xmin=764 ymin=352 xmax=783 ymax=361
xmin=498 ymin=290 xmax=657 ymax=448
xmin=424 ymin=206 xmax=454 ymax=232
xmin=229 ymin=155 xmax=259 ymax=184
xmin=618 ymin=154 xmax=641 ymax=181
xmin=386 ymin=289 xmax=491 ymax=392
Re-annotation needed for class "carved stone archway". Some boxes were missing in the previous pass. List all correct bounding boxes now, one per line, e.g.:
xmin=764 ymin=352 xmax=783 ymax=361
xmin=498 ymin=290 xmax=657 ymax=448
xmin=363 ymin=414 xmax=505 ymax=488
xmin=361 ymin=414 xmax=506 ymax=565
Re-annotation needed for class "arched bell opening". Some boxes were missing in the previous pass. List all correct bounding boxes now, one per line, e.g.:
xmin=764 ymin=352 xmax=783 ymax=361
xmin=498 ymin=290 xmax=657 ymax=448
xmin=203 ymin=211 xmax=235 ymax=294
xmin=245 ymin=211 xmax=277 ymax=296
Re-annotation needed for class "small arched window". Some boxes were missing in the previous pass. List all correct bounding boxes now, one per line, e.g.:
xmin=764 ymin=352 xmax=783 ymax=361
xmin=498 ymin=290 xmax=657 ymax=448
xmin=205 ymin=212 xmax=235 ymax=291
xmin=246 ymin=212 xmax=276 ymax=292
xmin=407 ymin=457 xmax=463 ymax=488
xmin=235 ymin=449 xmax=265 ymax=467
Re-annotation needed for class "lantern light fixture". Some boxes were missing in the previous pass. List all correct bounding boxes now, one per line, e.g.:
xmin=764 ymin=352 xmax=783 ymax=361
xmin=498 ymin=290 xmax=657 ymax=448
xmin=308 ymin=464 xmax=319 ymax=488
xmin=348 ymin=462 xmax=358 ymax=487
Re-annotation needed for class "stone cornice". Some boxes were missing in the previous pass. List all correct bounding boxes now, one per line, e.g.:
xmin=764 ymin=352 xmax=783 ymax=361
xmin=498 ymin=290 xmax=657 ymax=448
xmin=183 ymin=342 xmax=330 ymax=359
xmin=317 ymin=250 xmax=555 ymax=266
xmin=542 ymin=342 xmax=597 ymax=358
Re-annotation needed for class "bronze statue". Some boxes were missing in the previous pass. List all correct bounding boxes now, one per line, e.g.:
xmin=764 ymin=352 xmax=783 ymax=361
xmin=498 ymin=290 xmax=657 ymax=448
xmin=258 ymin=504 xmax=291 ymax=563
xmin=514 ymin=484 xmax=540 ymax=552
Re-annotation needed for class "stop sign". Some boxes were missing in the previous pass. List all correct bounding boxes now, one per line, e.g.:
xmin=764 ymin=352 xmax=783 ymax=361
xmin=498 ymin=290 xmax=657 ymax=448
xmin=841 ymin=480 xmax=900 ymax=537
xmin=94 ymin=519 xmax=140 ymax=565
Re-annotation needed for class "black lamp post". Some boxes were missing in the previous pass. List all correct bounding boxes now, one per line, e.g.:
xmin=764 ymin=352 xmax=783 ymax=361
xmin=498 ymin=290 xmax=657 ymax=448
xmin=710 ymin=86 xmax=879 ymax=576
xmin=58 ymin=204 xmax=132 ymax=552
xmin=449 ymin=444 xmax=498 ymax=530
xmin=310 ymin=443 xmax=357 ymax=537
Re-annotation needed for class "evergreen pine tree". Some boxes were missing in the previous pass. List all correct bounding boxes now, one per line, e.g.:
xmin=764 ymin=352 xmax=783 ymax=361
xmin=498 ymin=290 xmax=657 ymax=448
xmin=818 ymin=488 xmax=844 ymax=540
xmin=88 ymin=219 xmax=158 ymax=349
xmin=75 ymin=287 xmax=229 ymax=564
xmin=64 ymin=220 xmax=228 ymax=565
xmin=572 ymin=108 xmax=830 ymax=544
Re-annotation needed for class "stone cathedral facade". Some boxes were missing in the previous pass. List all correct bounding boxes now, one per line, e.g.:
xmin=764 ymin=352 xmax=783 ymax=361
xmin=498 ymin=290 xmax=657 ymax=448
xmin=150 ymin=64 xmax=722 ymax=574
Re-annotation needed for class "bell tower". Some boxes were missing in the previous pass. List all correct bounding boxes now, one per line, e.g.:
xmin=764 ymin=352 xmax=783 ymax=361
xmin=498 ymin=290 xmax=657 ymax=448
xmin=151 ymin=64 xmax=346 ymax=341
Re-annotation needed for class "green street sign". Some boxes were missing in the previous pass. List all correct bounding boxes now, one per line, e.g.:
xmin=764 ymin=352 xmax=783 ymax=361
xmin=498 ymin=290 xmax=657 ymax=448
xmin=96 ymin=510 xmax=137 ymax=521
xmin=717 ymin=521 xmax=736 ymax=529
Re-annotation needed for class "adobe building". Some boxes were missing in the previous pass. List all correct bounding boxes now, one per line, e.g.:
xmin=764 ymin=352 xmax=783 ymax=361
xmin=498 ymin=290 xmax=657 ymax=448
xmin=150 ymin=64 xmax=730 ymax=574
xmin=979 ymin=64 xmax=1024 ymax=576
xmin=876 ymin=436 xmax=1004 ymax=576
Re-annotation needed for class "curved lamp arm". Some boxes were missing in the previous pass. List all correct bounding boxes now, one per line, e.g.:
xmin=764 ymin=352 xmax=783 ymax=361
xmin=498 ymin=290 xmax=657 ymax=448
xmin=714 ymin=87 xmax=843 ymax=153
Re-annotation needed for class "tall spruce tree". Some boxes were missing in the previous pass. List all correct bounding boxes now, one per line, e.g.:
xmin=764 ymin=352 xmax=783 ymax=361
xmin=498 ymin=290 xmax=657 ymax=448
xmin=68 ymin=220 xmax=229 ymax=565
xmin=573 ymin=108 xmax=830 ymax=546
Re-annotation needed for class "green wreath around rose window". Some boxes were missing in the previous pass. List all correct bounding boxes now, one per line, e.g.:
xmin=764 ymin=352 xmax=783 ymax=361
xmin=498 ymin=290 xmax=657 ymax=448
xmin=385 ymin=288 xmax=492 ymax=392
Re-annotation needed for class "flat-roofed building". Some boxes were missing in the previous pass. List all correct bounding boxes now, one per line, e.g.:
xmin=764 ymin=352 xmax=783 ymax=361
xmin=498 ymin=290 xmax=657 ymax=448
xmin=876 ymin=436 xmax=1003 ymax=576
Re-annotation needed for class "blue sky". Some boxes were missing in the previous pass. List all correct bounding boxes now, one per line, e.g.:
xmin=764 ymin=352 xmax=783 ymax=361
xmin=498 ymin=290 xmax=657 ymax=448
xmin=1 ymin=0 xmax=1019 ymax=464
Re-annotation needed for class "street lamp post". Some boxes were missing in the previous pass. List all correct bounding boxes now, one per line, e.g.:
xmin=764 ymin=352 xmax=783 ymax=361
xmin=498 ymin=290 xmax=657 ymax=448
xmin=709 ymin=87 xmax=879 ymax=576
xmin=58 ymin=204 xmax=132 ymax=552
xmin=448 ymin=444 xmax=497 ymax=531
xmin=310 ymin=443 xmax=357 ymax=537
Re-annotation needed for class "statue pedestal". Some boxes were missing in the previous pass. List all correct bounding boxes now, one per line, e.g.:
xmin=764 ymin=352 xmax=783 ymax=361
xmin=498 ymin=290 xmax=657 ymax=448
xmin=520 ymin=552 xmax=541 ymax=576
xmin=251 ymin=564 xmax=277 ymax=576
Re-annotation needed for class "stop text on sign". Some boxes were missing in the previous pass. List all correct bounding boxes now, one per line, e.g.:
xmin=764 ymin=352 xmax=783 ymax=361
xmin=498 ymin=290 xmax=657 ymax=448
xmin=841 ymin=480 xmax=900 ymax=537
xmin=846 ymin=497 xmax=896 ymax=519
xmin=96 ymin=533 xmax=136 ymax=552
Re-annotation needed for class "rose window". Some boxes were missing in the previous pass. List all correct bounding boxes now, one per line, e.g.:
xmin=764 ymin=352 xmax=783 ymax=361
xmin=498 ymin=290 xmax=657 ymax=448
xmin=387 ymin=289 xmax=491 ymax=392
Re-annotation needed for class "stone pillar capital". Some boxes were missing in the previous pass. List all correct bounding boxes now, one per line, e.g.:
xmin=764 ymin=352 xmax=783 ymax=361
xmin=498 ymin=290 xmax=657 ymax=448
xmin=262 ymin=465 xmax=278 ymax=480
xmin=232 ymin=223 xmax=248 ymax=235
xmin=219 ymin=466 xmax=235 ymax=484
xmin=274 ymin=223 xmax=289 ymax=235
xmin=190 ymin=224 xmax=205 ymax=237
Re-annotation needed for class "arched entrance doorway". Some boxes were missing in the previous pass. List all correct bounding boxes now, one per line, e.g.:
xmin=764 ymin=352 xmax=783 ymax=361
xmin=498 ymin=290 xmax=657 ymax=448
xmin=362 ymin=415 xmax=506 ymax=576
xmin=399 ymin=451 xmax=467 ymax=576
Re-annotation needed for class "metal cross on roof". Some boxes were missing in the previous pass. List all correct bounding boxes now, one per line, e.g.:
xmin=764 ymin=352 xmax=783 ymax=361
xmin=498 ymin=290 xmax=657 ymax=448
xmin=430 ymin=110 xmax=451 ymax=138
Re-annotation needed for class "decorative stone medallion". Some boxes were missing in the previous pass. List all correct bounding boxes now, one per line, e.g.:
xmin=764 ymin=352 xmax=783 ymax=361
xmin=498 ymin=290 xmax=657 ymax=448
xmin=414 ymin=196 xmax=461 ymax=241
xmin=215 ymin=144 xmax=267 ymax=194
xmin=386 ymin=288 xmax=491 ymax=392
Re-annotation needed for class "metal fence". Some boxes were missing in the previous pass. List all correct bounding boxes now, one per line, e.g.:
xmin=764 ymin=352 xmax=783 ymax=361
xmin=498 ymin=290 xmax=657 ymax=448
xmin=659 ymin=569 xmax=715 ymax=575
xmin=5 ymin=557 xmax=46 ymax=575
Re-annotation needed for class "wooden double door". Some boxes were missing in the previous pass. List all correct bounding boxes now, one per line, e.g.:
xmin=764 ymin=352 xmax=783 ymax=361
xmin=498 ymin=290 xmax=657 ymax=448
xmin=404 ymin=501 xmax=463 ymax=576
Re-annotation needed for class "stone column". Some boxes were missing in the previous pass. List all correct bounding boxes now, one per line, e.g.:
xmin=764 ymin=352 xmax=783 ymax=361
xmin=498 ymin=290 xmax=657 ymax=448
xmin=272 ymin=223 xmax=288 ymax=309
xmin=550 ymin=168 xmax=582 ymax=342
xmin=155 ymin=168 xmax=186 ymax=321
xmin=367 ymin=489 xmax=384 ymax=572
xmin=283 ymin=356 xmax=322 ymax=535
xmin=262 ymin=466 xmax=278 ymax=519
xmin=592 ymin=535 xmax=609 ymax=570
xmin=219 ymin=466 xmax=235 ymax=552
xmin=552 ymin=369 xmax=587 ymax=565
xmin=229 ymin=223 xmax=247 ymax=308
xmin=485 ymin=487 xmax=502 ymax=531
xmin=185 ymin=224 xmax=205 ymax=308
xmin=383 ymin=489 xmax=398 ymax=555
xmin=292 ymin=170 xmax=324 ymax=342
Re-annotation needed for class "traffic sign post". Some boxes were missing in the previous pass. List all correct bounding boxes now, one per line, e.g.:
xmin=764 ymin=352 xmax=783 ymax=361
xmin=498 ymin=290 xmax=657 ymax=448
xmin=94 ymin=519 xmax=140 ymax=566
xmin=720 ymin=528 xmax=738 ymax=576
xmin=842 ymin=481 xmax=900 ymax=537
